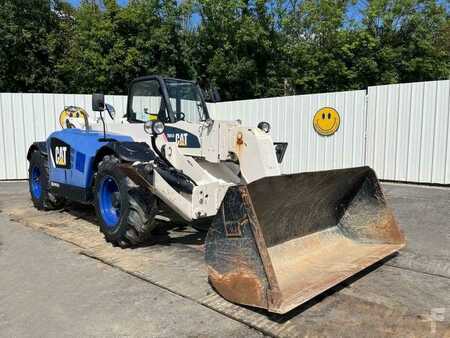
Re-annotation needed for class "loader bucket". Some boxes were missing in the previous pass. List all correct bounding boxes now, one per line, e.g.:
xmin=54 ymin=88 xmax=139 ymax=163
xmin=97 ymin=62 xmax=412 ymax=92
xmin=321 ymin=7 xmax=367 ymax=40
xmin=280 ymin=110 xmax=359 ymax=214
xmin=205 ymin=167 xmax=405 ymax=314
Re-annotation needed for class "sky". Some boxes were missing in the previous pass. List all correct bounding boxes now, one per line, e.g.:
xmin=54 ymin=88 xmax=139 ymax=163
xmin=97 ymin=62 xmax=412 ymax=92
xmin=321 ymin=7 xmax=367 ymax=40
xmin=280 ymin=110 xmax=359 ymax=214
xmin=67 ymin=0 xmax=367 ymax=22
xmin=68 ymin=0 xmax=128 ymax=5
xmin=64 ymin=0 xmax=448 ymax=25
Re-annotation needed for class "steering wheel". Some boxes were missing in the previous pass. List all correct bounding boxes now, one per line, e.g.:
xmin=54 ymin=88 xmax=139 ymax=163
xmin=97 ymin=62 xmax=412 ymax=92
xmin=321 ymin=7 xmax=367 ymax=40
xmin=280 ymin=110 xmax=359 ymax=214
xmin=175 ymin=112 xmax=185 ymax=121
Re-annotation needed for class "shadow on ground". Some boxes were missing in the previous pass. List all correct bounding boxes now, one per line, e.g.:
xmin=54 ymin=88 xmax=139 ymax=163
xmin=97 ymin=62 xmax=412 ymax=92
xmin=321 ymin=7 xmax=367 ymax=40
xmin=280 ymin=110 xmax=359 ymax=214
xmin=205 ymin=254 xmax=398 ymax=324
xmin=62 ymin=200 xmax=404 ymax=324
xmin=63 ymin=202 xmax=207 ymax=248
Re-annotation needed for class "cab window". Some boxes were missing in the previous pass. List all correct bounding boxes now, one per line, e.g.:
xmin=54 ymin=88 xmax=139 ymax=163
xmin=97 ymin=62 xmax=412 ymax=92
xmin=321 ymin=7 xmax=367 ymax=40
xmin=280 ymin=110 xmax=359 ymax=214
xmin=129 ymin=80 xmax=169 ymax=122
xmin=165 ymin=79 xmax=207 ymax=123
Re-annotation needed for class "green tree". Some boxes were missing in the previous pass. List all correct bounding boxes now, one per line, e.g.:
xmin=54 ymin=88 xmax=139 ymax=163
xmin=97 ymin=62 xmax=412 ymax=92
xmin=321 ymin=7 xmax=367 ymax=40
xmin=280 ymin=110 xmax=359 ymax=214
xmin=279 ymin=0 xmax=358 ymax=94
xmin=193 ymin=0 xmax=285 ymax=100
xmin=0 ymin=0 xmax=448 ymax=97
xmin=279 ymin=0 xmax=449 ymax=94
xmin=362 ymin=0 xmax=450 ymax=84
xmin=58 ymin=0 xmax=194 ymax=95
xmin=0 ymin=0 xmax=72 ymax=92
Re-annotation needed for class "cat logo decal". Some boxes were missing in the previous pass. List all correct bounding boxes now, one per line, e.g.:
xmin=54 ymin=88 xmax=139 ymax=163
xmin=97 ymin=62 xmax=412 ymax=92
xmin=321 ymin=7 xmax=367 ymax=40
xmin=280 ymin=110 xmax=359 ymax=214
xmin=55 ymin=146 xmax=68 ymax=166
xmin=50 ymin=138 xmax=71 ymax=169
xmin=175 ymin=133 xmax=188 ymax=147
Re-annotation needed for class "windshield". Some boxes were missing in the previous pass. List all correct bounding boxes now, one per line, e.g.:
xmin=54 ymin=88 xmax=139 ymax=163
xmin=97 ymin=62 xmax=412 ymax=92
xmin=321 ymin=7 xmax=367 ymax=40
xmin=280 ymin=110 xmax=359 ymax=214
xmin=165 ymin=79 xmax=208 ymax=123
xmin=129 ymin=79 xmax=168 ymax=122
xmin=128 ymin=78 xmax=209 ymax=123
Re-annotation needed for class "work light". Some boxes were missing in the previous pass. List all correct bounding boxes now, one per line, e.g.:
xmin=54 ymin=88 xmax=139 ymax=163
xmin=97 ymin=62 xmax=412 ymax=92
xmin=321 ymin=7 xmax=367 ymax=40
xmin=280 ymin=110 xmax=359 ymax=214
xmin=152 ymin=121 xmax=165 ymax=135
xmin=257 ymin=121 xmax=271 ymax=133
xmin=144 ymin=120 xmax=165 ymax=135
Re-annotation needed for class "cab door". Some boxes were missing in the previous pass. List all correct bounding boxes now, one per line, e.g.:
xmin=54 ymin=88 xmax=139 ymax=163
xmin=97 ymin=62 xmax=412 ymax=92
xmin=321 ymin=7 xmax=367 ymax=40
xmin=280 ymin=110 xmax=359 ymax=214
xmin=163 ymin=120 xmax=203 ymax=157
xmin=163 ymin=80 xmax=205 ymax=157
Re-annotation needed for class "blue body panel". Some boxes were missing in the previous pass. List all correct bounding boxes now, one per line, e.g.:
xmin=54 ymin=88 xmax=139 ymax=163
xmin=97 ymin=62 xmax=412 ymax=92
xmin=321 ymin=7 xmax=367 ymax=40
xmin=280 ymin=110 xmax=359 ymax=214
xmin=47 ymin=129 xmax=133 ymax=188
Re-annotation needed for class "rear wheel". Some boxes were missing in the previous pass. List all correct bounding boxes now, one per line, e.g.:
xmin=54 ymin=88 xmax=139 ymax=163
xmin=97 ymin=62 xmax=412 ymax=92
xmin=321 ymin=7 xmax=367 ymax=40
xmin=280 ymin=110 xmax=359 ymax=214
xmin=94 ymin=155 xmax=158 ymax=248
xmin=28 ymin=151 xmax=65 ymax=210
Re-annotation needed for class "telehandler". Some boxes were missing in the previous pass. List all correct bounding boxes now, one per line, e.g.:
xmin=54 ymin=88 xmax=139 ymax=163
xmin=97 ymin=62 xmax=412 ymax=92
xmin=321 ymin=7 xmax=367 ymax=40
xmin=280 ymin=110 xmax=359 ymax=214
xmin=27 ymin=75 xmax=405 ymax=313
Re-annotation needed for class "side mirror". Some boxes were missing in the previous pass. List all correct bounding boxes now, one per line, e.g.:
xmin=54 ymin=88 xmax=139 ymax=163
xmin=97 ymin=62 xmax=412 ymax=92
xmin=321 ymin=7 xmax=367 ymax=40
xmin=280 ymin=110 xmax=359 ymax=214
xmin=212 ymin=88 xmax=221 ymax=102
xmin=200 ymin=85 xmax=221 ymax=103
xmin=105 ymin=103 xmax=116 ymax=120
xmin=92 ymin=93 xmax=105 ymax=112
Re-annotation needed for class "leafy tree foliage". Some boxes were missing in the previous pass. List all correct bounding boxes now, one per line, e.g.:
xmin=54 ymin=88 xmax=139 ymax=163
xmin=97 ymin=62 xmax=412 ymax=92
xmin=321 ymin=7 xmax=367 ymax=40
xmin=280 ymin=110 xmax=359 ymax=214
xmin=279 ymin=0 xmax=450 ymax=94
xmin=194 ymin=0 xmax=285 ymax=99
xmin=0 ymin=0 xmax=448 ymax=99
xmin=0 ymin=0 xmax=72 ymax=92
xmin=57 ymin=0 xmax=194 ymax=94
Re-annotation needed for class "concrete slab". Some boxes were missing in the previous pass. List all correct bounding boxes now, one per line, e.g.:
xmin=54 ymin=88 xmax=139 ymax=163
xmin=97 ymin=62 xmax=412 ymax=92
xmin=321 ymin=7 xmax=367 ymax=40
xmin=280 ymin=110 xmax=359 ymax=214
xmin=383 ymin=183 xmax=450 ymax=278
xmin=0 ymin=213 xmax=263 ymax=337
xmin=0 ymin=181 xmax=449 ymax=337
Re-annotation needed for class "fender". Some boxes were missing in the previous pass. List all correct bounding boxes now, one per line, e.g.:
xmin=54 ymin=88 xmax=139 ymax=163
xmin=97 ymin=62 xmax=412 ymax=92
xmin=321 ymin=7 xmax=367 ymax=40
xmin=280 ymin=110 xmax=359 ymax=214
xmin=93 ymin=141 xmax=157 ymax=171
xmin=27 ymin=142 xmax=47 ymax=160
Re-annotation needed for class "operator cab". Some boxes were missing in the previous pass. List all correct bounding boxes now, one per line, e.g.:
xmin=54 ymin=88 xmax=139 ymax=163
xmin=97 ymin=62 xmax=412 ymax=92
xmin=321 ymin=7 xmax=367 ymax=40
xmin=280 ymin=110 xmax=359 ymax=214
xmin=127 ymin=76 xmax=210 ymax=125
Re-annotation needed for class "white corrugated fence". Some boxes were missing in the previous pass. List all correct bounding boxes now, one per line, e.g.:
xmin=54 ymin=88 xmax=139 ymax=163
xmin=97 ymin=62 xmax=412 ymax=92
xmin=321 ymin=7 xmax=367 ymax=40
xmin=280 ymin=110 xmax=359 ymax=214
xmin=0 ymin=93 xmax=127 ymax=180
xmin=209 ymin=90 xmax=367 ymax=175
xmin=0 ymin=80 xmax=449 ymax=184
xmin=366 ymin=81 xmax=450 ymax=185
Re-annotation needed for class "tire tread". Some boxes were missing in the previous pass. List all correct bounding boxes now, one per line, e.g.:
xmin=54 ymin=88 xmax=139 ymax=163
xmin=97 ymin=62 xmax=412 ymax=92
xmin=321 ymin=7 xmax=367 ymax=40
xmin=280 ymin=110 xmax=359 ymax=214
xmin=29 ymin=151 xmax=65 ymax=210
xmin=95 ymin=155 xmax=157 ymax=247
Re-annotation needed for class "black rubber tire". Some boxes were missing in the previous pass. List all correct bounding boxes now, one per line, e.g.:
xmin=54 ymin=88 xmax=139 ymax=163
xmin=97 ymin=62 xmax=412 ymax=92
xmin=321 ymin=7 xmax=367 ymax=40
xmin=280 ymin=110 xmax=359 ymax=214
xmin=94 ymin=155 xmax=158 ymax=248
xmin=28 ymin=151 xmax=65 ymax=210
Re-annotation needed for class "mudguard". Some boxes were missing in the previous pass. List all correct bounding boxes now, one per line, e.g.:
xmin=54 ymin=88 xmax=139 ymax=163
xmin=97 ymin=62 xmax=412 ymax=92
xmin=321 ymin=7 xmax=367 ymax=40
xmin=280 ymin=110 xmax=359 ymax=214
xmin=45 ymin=129 xmax=158 ymax=198
xmin=93 ymin=141 xmax=156 ymax=169
xmin=27 ymin=142 xmax=48 ymax=160
xmin=46 ymin=129 xmax=133 ymax=189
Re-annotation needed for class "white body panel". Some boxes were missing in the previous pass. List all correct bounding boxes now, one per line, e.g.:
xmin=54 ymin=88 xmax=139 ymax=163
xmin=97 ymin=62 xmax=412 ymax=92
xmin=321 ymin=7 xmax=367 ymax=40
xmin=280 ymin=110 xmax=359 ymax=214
xmin=89 ymin=118 xmax=281 ymax=221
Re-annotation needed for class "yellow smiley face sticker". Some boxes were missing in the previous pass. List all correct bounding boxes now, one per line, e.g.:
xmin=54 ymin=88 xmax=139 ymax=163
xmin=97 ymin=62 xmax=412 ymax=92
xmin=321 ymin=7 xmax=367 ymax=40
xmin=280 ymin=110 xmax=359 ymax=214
xmin=313 ymin=107 xmax=340 ymax=136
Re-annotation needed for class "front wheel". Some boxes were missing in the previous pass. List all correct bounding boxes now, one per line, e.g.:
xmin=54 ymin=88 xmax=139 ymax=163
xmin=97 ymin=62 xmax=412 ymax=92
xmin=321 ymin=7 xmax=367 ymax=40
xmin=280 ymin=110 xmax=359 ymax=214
xmin=94 ymin=155 xmax=158 ymax=248
xmin=28 ymin=151 xmax=65 ymax=210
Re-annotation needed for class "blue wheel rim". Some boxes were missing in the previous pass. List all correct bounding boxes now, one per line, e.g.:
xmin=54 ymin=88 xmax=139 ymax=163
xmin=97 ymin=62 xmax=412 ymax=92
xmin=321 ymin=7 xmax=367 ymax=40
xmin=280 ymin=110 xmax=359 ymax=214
xmin=98 ymin=176 xmax=121 ymax=229
xmin=31 ymin=166 xmax=42 ymax=199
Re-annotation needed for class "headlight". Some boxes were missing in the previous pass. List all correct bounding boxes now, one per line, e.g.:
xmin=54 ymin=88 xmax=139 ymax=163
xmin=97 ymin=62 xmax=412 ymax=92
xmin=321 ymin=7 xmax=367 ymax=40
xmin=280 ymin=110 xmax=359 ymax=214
xmin=144 ymin=120 xmax=165 ymax=135
xmin=257 ymin=121 xmax=271 ymax=133
xmin=152 ymin=120 xmax=165 ymax=135
xmin=144 ymin=121 xmax=153 ymax=134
